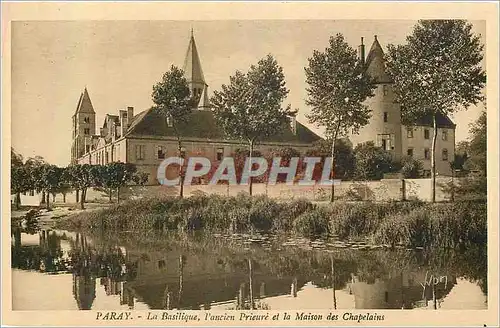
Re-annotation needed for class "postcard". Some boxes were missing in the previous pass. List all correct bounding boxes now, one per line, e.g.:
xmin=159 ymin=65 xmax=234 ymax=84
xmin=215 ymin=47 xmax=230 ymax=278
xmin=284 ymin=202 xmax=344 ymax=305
xmin=2 ymin=1 xmax=498 ymax=327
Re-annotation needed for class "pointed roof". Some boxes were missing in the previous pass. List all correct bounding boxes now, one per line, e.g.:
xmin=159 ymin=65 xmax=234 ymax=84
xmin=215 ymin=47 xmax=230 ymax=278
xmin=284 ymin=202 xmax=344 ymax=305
xmin=198 ymin=86 xmax=211 ymax=109
xmin=365 ymin=36 xmax=392 ymax=83
xmin=182 ymin=31 xmax=206 ymax=84
xmin=74 ymin=87 xmax=95 ymax=115
xmin=125 ymin=107 xmax=321 ymax=144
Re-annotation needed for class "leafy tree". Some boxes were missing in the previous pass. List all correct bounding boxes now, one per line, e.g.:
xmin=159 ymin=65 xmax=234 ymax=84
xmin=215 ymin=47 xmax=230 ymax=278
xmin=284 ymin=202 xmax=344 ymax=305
xmin=400 ymin=156 xmax=424 ymax=178
xmin=67 ymin=164 xmax=98 ymax=209
xmin=34 ymin=164 xmax=63 ymax=210
xmin=385 ymin=20 xmax=486 ymax=202
xmin=269 ymin=147 xmax=301 ymax=183
xmin=451 ymin=141 xmax=470 ymax=173
xmin=353 ymin=142 xmax=394 ymax=181
xmin=464 ymin=110 xmax=486 ymax=175
xmin=212 ymin=54 xmax=293 ymax=195
xmin=11 ymin=149 xmax=29 ymax=209
xmin=152 ymin=65 xmax=192 ymax=198
xmin=305 ymin=33 xmax=376 ymax=202
xmin=305 ymin=139 xmax=355 ymax=181
xmin=24 ymin=156 xmax=48 ymax=205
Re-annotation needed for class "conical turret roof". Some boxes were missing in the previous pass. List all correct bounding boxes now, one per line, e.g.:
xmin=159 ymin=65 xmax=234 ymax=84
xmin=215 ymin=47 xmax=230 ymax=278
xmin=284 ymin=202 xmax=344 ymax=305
xmin=182 ymin=31 xmax=206 ymax=85
xmin=365 ymin=36 xmax=392 ymax=83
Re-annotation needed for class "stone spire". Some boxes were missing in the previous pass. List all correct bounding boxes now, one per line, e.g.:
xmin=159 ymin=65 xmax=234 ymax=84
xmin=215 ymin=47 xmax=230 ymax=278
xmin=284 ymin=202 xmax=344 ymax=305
xmin=182 ymin=30 xmax=209 ymax=109
xmin=74 ymin=87 xmax=95 ymax=115
xmin=183 ymin=30 xmax=206 ymax=86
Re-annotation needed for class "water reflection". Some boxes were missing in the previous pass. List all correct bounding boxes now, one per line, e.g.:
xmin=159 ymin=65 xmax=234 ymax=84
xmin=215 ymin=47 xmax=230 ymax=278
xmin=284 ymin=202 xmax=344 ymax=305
xmin=11 ymin=227 xmax=487 ymax=311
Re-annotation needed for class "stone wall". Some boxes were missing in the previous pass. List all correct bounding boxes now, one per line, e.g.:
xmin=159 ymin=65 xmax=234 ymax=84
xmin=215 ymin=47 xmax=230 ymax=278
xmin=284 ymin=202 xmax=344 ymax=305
xmin=15 ymin=177 xmax=459 ymax=207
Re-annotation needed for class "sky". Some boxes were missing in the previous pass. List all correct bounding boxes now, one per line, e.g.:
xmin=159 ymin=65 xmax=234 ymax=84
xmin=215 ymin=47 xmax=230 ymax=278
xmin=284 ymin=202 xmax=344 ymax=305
xmin=11 ymin=20 xmax=486 ymax=167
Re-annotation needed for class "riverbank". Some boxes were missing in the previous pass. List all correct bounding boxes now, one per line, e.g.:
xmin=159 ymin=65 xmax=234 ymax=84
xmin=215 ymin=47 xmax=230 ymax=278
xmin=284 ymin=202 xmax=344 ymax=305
xmin=58 ymin=194 xmax=486 ymax=250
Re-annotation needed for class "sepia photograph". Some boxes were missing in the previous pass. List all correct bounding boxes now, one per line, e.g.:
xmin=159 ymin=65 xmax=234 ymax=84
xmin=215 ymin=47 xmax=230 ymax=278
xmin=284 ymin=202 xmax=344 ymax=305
xmin=2 ymin=2 xmax=498 ymax=327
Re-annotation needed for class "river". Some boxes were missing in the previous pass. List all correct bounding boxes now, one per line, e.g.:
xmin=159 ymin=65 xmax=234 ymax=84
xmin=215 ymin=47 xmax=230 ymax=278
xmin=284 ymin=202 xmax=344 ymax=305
xmin=11 ymin=227 xmax=487 ymax=311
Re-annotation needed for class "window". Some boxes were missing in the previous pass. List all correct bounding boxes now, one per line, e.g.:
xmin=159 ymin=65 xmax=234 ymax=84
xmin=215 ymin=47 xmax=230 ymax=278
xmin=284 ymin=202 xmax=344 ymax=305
xmin=382 ymin=139 xmax=387 ymax=150
xmin=382 ymin=85 xmax=388 ymax=96
xmin=442 ymin=129 xmax=448 ymax=141
xmin=424 ymin=148 xmax=430 ymax=159
xmin=84 ymin=128 xmax=90 ymax=135
xmin=383 ymin=112 xmax=388 ymax=123
xmin=135 ymin=145 xmax=145 ymax=160
xmin=407 ymin=127 xmax=414 ymax=138
xmin=158 ymin=260 xmax=166 ymax=269
xmin=442 ymin=149 xmax=449 ymax=161
xmin=157 ymin=146 xmax=165 ymax=159
xmin=424 ymin=129 xmax=430 ymax=139
xmin=29 ymin=190 xmax=35 ymax=196
xmin=85 ymin=145 xmax=90 ymax=153
xmin=407 ymin=148 xmax=414 ymax=157
xmin=83 ymin=117 xmax=90 ymax=124
xmin=216 ymin=148 xmax=224 ymax=161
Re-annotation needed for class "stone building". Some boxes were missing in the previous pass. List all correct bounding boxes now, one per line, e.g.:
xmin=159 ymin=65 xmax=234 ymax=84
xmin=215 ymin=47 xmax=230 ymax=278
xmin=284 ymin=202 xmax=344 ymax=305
xmin=348 ymin=36 xmax=456 ymax=177
xmin=70 ymin=33 xmax=321 ymax=184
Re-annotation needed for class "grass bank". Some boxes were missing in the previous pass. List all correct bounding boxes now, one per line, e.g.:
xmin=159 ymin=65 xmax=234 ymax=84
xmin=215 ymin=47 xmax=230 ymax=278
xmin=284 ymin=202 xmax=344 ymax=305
xmin=59 ymin=194 xmax=486 ymax=249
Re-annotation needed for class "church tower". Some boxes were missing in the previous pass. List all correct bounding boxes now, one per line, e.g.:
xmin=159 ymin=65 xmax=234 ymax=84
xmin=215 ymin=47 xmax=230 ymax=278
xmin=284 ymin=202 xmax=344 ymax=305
xmin=71 ymin=87 xmax=96 ymax=164
xmin=349 ymin=36 xmax=403 ymax=160
xmin=182 ymin=30 xmax=210 ymax=110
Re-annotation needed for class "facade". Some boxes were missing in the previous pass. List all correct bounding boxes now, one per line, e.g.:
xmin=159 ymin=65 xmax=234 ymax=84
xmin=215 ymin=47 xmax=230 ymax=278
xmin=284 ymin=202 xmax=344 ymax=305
xmin=71 ymin=33 xmax=321 ymax=184
xmin=348 ymin=36 xmax=456 ymax=177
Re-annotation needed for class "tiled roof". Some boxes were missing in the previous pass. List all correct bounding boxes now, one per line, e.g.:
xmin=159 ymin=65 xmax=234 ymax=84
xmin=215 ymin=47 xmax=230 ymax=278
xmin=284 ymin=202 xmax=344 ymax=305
xmin=407 ymin=111 xmax=456 ymax=129
xmin=125 ymin=108 xmax=321 ymax=144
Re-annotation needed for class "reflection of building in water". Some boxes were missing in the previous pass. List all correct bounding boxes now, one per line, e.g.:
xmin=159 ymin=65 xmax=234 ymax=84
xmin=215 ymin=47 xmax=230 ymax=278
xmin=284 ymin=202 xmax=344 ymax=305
xmin=122 ymin=249 xmax=307 ymax=310
xmin=347 ymin=270 xmax=457 ymax=309
xmin=73 ymin=274 xmax=96 ymax=310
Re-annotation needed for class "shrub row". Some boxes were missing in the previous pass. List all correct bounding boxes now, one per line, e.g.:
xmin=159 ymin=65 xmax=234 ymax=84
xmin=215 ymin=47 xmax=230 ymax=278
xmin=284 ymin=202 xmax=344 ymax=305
xmin=60 ymin=194 xmax=486 ymax=249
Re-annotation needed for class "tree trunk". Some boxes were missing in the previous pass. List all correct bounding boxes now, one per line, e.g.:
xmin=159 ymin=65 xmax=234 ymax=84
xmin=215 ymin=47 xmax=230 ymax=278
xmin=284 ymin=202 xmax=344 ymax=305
xmin=248 ymin=140 xmax=254 ymax=196
xmin=431 ymin=113 xmax=438 ymax=203
xmin=41 ymin=191 xmax=46 ymax=204
xmin=46 ymin=192 xmax=50 ymax=210
xmin=117 ymin=187 xmax=120 ymax=203
xmin=76 ymin=189 xmax=79 ymax=203
xmin=330 ymin=137 xmax=336 ymax=203
xmin=177 ymin=138 xmax=184 ymax=199
xmin=80 ymin=189 xmax=85 ymax=210
xmin=63 ymin=193 xmax=66 ymax=203
xmin=109 ymin=188 xmax=112 ymax=203
xmin=15 ymin=192 xmax=21 ymax=210
xmin=52 ymin=193 xmax=56 ymax=203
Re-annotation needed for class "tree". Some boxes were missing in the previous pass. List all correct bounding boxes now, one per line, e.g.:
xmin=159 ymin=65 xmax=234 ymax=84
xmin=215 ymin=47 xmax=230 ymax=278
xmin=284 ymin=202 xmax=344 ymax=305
xmin=305 ymin=33 xmax=376 ymax=202
xmin=212 ymin=54 xmax=293 ymax=195
xmin=385 ymin=20 xmax=486 ymax=202
xmin=11 ymin=149 xmax=29 ymax=209
xmin=67 ymin=164 xmax=97 ymax=209
xmin=451 ymin=141 xmax=470 ymax=173
xmin=400 ymin=156 xmax=424 ymax=179
xmin=25 ymin=156 xmax=47 ymax=205
xmin=305 ymin=139 xmax=355 ymax=181
xmin=464 ymin=110 xmax=486 ymax=175
xmin=353 ymin=142 xmax=394 ymax=181
xmin=152 ymin=65 xmax=192 ymax=198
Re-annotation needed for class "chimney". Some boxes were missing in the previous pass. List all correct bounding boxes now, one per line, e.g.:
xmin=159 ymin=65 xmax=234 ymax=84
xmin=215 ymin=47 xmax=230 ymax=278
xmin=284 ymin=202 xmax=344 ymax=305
xmin=358 ymin=37 xmax=365 ymax=65
xmin=127 ymin=107 xmax=134 ymax=125
xmin=119 ymin=110 xmax=128 ymax=137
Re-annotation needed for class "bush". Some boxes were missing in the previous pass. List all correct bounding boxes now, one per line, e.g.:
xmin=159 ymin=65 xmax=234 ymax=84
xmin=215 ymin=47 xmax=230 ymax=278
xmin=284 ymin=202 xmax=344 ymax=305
xmin=292 ymin=207 xmax=330 ymax=236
